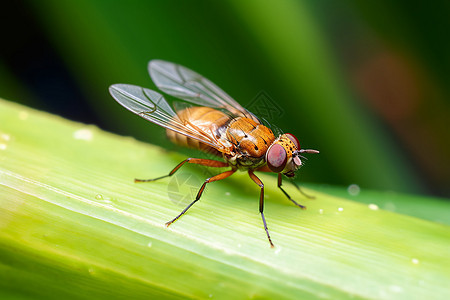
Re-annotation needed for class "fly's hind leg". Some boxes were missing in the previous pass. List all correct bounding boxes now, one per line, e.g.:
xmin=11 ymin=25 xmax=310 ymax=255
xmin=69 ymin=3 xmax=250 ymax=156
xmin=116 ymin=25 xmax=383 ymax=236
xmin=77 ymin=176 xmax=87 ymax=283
xmin=134 ymin=158 xmax=229 ymax=182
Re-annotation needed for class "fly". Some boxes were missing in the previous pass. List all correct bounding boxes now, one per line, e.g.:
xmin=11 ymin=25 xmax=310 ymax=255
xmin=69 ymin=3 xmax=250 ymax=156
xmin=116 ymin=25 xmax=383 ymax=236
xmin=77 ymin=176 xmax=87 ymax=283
xmin=109 ymin=60 xmax=319 ymax=247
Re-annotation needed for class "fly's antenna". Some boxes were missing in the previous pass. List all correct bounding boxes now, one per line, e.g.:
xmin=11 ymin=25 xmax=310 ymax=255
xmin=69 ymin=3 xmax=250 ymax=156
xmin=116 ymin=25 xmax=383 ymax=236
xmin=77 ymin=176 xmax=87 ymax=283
xmin=299 ymin=149 xmax=320 ymax=154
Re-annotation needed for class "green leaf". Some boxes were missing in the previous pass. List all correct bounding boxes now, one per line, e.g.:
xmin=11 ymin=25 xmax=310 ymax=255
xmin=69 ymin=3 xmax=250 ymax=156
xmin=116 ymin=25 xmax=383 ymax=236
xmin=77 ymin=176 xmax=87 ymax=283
xmin=0 ymin=99 xmax=449 ymax=299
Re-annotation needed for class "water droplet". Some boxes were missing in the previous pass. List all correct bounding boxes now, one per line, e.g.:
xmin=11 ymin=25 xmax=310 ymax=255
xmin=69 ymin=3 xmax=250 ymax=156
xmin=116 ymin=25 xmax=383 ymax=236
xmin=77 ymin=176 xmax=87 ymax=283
xmin=368 ymin=203 xmax=379 ymax=210
xmin=19 ymin=111 xmax=29 ymax=120
xmin=274 ymin=246 xmax=281 ymax=255
xmin=0 ymin=133 xmax=10 ymax=141
xmin=225 ymin=192 xmax=230 ymax=196
xmin=73 ymin=128 xmax=93 ymax=141
xmin=319 ymin=209 xmax=324 ymax=214
xmin=347 ymin=184 xmax=360 ymax=196
xmin=147 ymin=241 xmax=153 ymax=248
xmin=0 ymin=144 xmax=6 ymax=150
xmin=389 ymin=285 xmax=403 ymax=293
xmin=411 ymin=258 xmax=419 ymax=265
xmin=95 ymin=194 xmax=103 ymax=200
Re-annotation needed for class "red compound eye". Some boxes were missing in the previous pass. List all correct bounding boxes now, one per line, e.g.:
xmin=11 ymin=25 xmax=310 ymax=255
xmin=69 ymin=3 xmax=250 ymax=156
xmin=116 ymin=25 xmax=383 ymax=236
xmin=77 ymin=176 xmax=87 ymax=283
xmin=285 ymin=133 xmax=300 ymax=149
xmin=266 ymin=144 xmax=287 ymax=173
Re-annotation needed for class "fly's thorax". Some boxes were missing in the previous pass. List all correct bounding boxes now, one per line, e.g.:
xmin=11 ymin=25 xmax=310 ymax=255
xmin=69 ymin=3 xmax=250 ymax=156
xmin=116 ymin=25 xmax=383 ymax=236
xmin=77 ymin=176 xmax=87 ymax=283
xmin=225 ymin=117 xmax=275 ymax=158
xmin=224 ymin=152 xmax=266 ymax=170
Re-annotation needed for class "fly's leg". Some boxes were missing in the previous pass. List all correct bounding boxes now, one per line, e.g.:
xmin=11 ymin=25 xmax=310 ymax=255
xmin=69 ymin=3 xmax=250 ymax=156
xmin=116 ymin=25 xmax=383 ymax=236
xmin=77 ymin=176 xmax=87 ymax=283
xmin=255 ymin=166 xmax=314 ymax=205
xmin=248 ymin=170 xmax=274 ymax=248
xmin=277 ymin=173 xmax=309 ymax=209
xmin=165 ymin=169 xmax=236 ymax=226
xmin=134 ymin=158 xmax=229 ymax=182
xmin=288 ymin=176 xmax=315 ymax=200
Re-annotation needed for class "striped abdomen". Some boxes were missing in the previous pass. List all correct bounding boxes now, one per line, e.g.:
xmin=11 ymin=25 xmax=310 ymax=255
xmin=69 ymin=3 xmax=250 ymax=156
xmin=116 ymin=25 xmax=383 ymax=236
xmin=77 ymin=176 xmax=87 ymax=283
xmin=166 ymin=107 xmax=230 ymax=156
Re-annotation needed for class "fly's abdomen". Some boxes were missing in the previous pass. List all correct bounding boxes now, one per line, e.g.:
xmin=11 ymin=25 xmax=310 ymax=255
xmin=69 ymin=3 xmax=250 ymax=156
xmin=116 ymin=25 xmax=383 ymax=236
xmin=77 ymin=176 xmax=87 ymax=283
xmin=166 ymin=107 xmax=230 ymax=156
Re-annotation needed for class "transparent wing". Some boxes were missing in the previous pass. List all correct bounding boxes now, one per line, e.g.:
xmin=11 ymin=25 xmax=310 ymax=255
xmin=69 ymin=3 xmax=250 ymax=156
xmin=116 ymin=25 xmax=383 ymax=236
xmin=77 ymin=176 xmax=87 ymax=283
xmin=109 ymin=84 xmax=221 ymax=149
xmin=148 ymin=60 xmax=260 ymax=122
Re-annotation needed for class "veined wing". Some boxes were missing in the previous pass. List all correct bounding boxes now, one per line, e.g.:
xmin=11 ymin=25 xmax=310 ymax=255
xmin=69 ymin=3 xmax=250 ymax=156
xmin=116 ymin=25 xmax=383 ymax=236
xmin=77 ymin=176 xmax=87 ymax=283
xmin=148 ymin=60 xmax=259 ymax=122
xmin=109 ymin=84 xmax=222 ymax=150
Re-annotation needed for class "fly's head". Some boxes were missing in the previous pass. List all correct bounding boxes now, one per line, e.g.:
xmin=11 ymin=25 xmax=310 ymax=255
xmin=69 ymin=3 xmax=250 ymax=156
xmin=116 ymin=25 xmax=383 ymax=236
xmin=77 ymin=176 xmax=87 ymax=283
xmin=265 ymin=133 xmax=319 ymax=177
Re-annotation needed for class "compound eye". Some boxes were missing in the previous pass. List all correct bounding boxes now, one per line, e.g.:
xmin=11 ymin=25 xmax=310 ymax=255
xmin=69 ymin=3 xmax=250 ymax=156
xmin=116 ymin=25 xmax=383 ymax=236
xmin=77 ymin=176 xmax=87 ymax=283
xmin=285 ymin=133 xmax=300 ymax=149
xmin=266 ymin=144 xmax=287 ymax=173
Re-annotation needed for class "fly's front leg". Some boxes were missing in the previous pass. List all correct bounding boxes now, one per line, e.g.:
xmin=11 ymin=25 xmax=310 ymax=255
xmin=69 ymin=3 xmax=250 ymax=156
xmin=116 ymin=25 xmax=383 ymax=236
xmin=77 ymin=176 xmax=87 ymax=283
xmin=134 ymin=158 xmax=229 ymax=182
xmin=248 ymin=170 xmax=274 ymax=248
xmin=289 ymin=177 xmax=315 ymax=199
xmin=277 ymin=173 xmax=307 ymax=209
xmin=165 ymin=169 xmax=236 ymax=226
xmin=255 ymin=166 xmax=313 ymax=206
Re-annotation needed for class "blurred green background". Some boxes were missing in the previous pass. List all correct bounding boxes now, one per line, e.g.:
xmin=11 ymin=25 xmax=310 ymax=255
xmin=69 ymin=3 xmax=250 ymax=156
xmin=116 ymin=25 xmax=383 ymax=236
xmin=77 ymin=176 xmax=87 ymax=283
xmin=1 ymin=0 xmax=449 ymax=198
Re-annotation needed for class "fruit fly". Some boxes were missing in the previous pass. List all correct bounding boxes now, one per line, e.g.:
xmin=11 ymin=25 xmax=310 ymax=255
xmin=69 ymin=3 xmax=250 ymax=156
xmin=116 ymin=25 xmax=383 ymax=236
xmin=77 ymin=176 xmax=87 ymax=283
xmin=109 ymin=60 xmax=319 ymax=247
